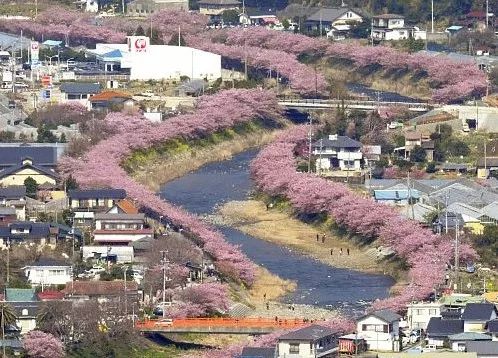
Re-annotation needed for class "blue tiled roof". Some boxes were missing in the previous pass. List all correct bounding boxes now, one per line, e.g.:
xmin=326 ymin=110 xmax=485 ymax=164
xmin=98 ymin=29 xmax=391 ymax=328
xmin=462 ymin=303 xmax=498 ymax=321
xmin=0 ymin=186 xmax=26 ymax=200
xmin=374 ymin=189 xmax=421 ymax=200
xmin=0 ymin=161 xmax=57 ymax=180
xmin=427 ymin=317 xmax=464 ymax=336
xmin=60 ymin=82 xmax=100 ymax=95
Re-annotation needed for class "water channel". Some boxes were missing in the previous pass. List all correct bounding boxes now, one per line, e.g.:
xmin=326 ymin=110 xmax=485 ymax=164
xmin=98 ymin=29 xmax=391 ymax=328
xmin=159 ymin=149 xmax=394 ymax=316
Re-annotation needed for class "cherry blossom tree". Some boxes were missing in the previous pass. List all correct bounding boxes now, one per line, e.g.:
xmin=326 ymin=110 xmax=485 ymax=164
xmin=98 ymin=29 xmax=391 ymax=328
xmin=23 ymin=330 xmax=64 ymax=358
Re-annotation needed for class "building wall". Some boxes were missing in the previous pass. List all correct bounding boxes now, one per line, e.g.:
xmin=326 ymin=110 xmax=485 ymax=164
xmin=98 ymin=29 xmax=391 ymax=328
xmin=16 ymin=318 xmax=36 ymax=334
xmin=407 ymin=303 xmax=442 ymax=330
xmin=464 ymin=322 xmax=486 ymax=332
xmin=0 ymin=168 xmax=56 ymax=186
xmin=199 ymin=4 xmax=239 ymax=16
xmin=26 ymin=266 xmax=72 ymax=285
xmin=94 ymin=232 xmax=151 ymax=243
xmin=127 ymin=0 xmax=188 ymax=16
xmin=357 ymin=316 xmax=399 ymax=352
xmin=278 ymin=341 xmax=313 ymax=358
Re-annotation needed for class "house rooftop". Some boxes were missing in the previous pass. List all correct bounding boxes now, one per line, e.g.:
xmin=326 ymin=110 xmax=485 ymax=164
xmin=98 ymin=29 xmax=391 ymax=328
xmin=89 ymin=90 xmax=132 ymax=102
xmin=313 ymin=135 xmax=362 ymax=149
xmin=60 ymin=82 xmax=100 ymax=95
xmin=448 ymin=332 xmax=492 ymax=341
xmin=426 ymin=317 xmax=464 ymax=336
xmin=0 ymin=160 xmax=57 ymax=181
xmin=68 ymin=188 xmax=126 ymax=200
xmin=5 ymin=288 xmax=36 ymax=302
xmin=198 ymin=0 xmax=240 ymax=5
xmin=0 ymin=145 xmax=57 ymax=168
xmin=362 ymin=309 xmax=402 ymax=323
xmin=29 ymin=257 xmax=70 ymax=267
xmin=0 ymin=186 xmax=26 ymax=200
xmin=239 ymin=347 xmax=276 ymax=358
xmin=462 ymin=303 xmax=498 ymax=321
xmin=307 ymin=7 xmax=353 ymax=22
xmin=278 ymin=324 xmax=339 ymax=341
xmin=11 ymin=301 xmax=40 ymax=318
xmin=439 ymin=294 xmax=485 ymax=307
xmin=487 ymin=320 xmax=498 ymax=333
xmin=466 ymin=341 xmax=498 ymax=356
xmin=0 ymin=207 xmax=16 ymax=215
xmin=114 ymin=199 xmax=139 ymax=214
xmin=94 ymin=213 xmax=145 ymax=221
xmin=373 ymin=13 xmax=405 ymax=19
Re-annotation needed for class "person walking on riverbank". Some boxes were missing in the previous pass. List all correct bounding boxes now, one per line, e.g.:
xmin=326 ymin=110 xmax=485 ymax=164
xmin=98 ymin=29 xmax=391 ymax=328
xmin=316 ymin=234 xmax=319 ymax=242
xmin=322 ymin=234 xmax=326 ymax=243
xmin=347 ymin=248 xmax=350 ymax=255
xmin=330 ymin=248 xmax=333 ymax=255
xmin=340 ymin=248 xmax=343 ymax=255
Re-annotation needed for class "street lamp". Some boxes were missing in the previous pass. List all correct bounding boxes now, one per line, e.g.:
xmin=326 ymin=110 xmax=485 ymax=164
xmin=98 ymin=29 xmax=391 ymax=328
xmin=45 ymin=54 xmax=58 ymax=67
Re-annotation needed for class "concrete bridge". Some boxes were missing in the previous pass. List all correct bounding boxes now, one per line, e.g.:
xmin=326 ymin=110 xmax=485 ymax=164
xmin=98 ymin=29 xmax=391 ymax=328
xmin=279 ymin=98 xmax=435 ymax=112
xmin=135 ymin=317 xmax=309 ymax=334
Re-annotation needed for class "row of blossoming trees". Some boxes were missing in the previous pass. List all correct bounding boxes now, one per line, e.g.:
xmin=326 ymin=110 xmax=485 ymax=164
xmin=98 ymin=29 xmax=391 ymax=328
xmin=250 ymin=126 xmax=476 ymax=311
xmin=58 ymin=89 xmax=283 ymax=314
xmin=0 ymin=7 xmax=486 ymax=101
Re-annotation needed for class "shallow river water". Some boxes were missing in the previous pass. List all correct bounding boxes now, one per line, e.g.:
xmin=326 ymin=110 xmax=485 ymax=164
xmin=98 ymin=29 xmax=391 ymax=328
xmin=160 ymin=149 xmax=394 ymax=315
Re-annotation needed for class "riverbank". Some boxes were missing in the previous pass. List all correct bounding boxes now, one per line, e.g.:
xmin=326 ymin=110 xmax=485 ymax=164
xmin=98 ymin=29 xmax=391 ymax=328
xmin=129 ymin=126 xmax=285 ymax=192
xmin=215 ymin=200 xmax=406 ymax=289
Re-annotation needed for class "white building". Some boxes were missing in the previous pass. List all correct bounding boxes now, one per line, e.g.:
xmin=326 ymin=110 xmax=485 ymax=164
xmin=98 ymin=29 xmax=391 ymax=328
xmin=407 ymin=302 xmax=444 ymax=330
xmin=82 ymin=245 xmax=134 ymax=263
xmin=23 ymin=258 xmax=72 ymax=286
xmin=312 ymin=134 xmax=363 ymax=171
xmin=86 ymin=0 xmax=99 ymax=12
xmin=277 ymin=324 xmax=339 ymax=358
xmin=372 ymin=14 xmax=413 ymax=41
xmin=356 ymin=310 xmax=402 ymax=352
xmin=91 ymin=36 xmax=222 ymax=81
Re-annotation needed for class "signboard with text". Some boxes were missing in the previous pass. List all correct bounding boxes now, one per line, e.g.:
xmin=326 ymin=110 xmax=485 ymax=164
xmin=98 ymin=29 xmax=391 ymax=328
xmin=30 ymin=41 xmax=39 ymax=66
xmin=127 ymin=36 xmax=149 ymax=53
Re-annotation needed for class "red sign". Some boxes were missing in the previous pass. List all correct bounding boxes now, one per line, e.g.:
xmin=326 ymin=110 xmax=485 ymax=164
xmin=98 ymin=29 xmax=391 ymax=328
xmin=41 ymin=75 xmax=52 ymax=88
xmin=134 ymin=38 xmax=147 ymax=52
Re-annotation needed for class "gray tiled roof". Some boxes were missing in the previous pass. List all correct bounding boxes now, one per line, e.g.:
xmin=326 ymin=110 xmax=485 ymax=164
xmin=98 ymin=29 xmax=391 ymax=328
xmin=462 ymin=303 xmax=498 ymax=321
xmin=68 ymin=189 xmax=126 ymax=200
xmin=0 ymin=145 xmax=57 ymax=168
xmin=0 ymin=186 xmax=26 ymax=200
xmin=239 ymin=347 xmax=276 ymax=358
xmin=313 ymin=135 xmax=362 ymax=149
xmin=448 ymin=332 xmax=492 ymax=341
xmin=59 ymin=82 xmax=100 ymax=95
xmin=487 ymin=320 xmax=498 ymax=333
xmin=426 ymin=318 xmax=464 ymax=336
xmin=466 ymin=341 xmax=498 ymax=355
xmin=95 ymin=213 xmax=145 ymax=221
xmin=0 ymin=161 xmax=57 ymax=181
xmin=279 ymin=324 xmax=339 ymax=341
xmin=307 ymin=7 xmax=351 ymax=22
xmin=363 ymin=309 xmax=402 ymax=323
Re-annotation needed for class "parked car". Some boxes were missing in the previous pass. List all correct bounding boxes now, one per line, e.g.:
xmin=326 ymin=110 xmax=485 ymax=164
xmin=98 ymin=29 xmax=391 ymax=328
xmin=8 ymin=100 xmax=15 ymax=109
xmin=422 ymin=344 xmax=437 ymax=353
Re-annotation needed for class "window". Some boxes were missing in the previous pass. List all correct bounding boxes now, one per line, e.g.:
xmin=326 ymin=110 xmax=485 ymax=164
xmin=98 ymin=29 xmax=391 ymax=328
xmin=362 ymin=324 xmax=387 ymax=332
xmin=22 ymin=309 xmax=28 ymax=316
xmin=289 ymin=343 xmax=299 ymax=354
xmin=429 ymin=309 xmax=437 ymax=315
xmin=415 ymin=309 xmax=425 ymax=315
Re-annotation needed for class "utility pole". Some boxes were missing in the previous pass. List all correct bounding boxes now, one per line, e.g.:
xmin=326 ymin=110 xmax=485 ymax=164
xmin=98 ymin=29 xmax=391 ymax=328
xmin=486 ymin=0 xmax=489 ymax=29
xmin=35 ymin=0 xmax=38 ymax=17
xmin=318 ymin=138 xmax=323 ymax=176
xmin=406 ymin=171 xmax=411 ymax=218
xmin=123 ymin=267 xmax=128 ymax=316
xmin=445 ymin=190 xmax=449 ymax=234
xmin=431 ymin=0 xmax=434 ymax=33
xmin=307 ymin=114 xmax=313 ymax=173
xmin=1 ymin=305 xmax=5 ymax=358
xmin=484 ymin=141 xmax=488 ymax=178
xmin=319 ymin=8 xmax=323 ymax=38
xmin=6 ymin=239 xmax=9 ymax=285
xmin=454 ymin=219 xmax=459 ymax=290
xmin=160 ymin=250 xmax=169 ymax=318
xmin=178 ymin=26 xmax=181 ymax=47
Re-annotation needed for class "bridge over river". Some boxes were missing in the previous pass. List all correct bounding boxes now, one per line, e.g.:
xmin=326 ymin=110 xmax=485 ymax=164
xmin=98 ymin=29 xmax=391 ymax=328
xmin=279 ymin=98 xmax=436 ymax=112
xmin=136 ymin=317 xmax=310 ymax=334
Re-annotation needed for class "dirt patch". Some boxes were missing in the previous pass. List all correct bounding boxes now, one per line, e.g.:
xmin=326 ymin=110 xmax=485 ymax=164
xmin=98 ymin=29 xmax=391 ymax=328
xmin=218 ymin=200 xmax=402 ymax=280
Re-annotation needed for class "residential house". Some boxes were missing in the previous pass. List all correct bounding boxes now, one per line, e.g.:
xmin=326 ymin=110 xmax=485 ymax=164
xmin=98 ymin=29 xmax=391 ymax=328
xmin=0 ymin=186 xmax=26 ymax=220
xmin=82 ymin=245 xmax=135 ymax=263
xmin=68 ymin=188 xmax=127 ymax=227
xmin=107 ymin=198 xmax=139 ymax=215
xmin=62 ymin=280 xmax=139 ymax=304
xmin=37 ymin=290 xmax=65 ymax=301
xmin=277 ymin=324 xmax=340 ymax=358
xmin=373 ymin=188 xmax=420 ymax=206
xmin=449 ymin=332 xmax=492 ymax=352
xmin=59 ymin=82 xmax=101 ymax=108
xmin=0 ymin=222 xmax=79 ymax=249
xmin=198 ymin=0 xmax=240 ymax=19
xmin=89 ymin=90 xmax=136 ymax=112
xmin=127 ymin=0 xmax=188 ymax=17
xmin=446 ymin=203 xmax=483 ymax=234
xmin=488 ymin=320 xmax=498 ymax=341
xmin=0 ymin=143 xmax=60 ymax=171
xmin=462 ymin=303 xmax=498 ymax=332
xmin=407 ymin=301 xmax=444 ymax=330
xmin=239 ymin=347 xmax=276 ymax=358
xmin=433 ymin=211 xmax=464 ymax=234
xmin=363 ymin=145 xmax=382 ymax=167
xmin=0 ymin=158 xmax=57 ymax=187
xmin=305 ymin=7 xmax=363 ymax=35
xmin=426 ymin=317 xmax=464 ymax=347
xmin=93 ymin=213 xmax=152 ymax=245
xmin=371 ymin=14 xmax=413 ymax=41
xmin=312 ymin=134 xmax=363 ymax=171
xmin=466 ymin=341 xmax=498 ymax=358
xmin=439 ymin=294 xmax=486 ymax=310
xmin=5 ymin=288 xmax=39 ymax=334
xmin=23 ymin=258 xmax=72 ymax=287
xmin=398 ymin=131 xmax=434 ymax=161
xmin=0 ymin=207 xmax=16 ymax=227
xmin=356 ymin=310 xmax=401 ymax=351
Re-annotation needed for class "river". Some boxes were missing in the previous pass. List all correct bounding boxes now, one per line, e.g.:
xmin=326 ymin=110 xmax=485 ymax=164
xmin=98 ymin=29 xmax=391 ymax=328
xmin=159 ymin=149 xmax=394 ymax=316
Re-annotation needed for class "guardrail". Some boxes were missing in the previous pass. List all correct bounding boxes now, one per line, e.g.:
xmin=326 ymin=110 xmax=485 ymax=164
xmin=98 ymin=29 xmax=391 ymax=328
xmin=135 ymin=317 xmax=310 ymax=332
xmin=278 ymin=98 xmax=433 ymax=109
